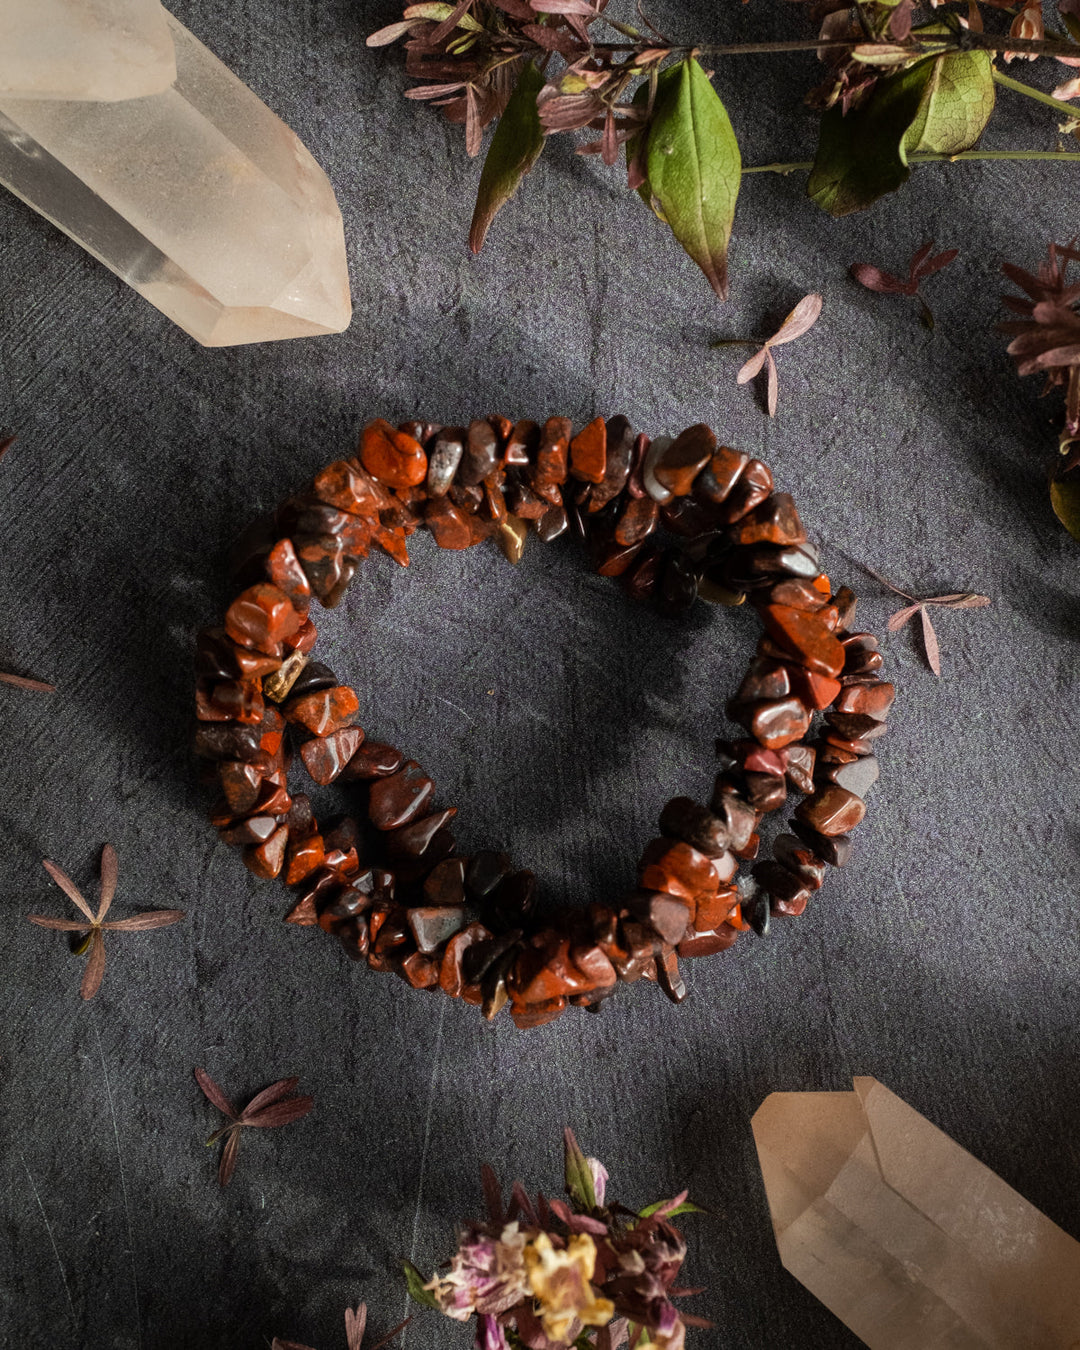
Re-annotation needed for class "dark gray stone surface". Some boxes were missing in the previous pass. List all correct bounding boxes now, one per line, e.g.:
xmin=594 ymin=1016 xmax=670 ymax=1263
xmin=2 ymin=1 xmax=1079 ymax=1346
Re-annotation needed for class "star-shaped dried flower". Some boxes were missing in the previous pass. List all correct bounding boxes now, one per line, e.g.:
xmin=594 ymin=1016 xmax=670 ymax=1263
xmin=866 ymin=568 xmax=990 ymax=675
xmin=271 ymin=1301 xmax=408 ymax=1350
xmin=27 ymin=845 xmax=185 ymax=999
xmin=729 ymin=293 xmax=822 ymax=417
xmin=850 ymin=241 xmax=958 ymax=329
xmin=195 ymin=1067 xmax=314 ymax=1187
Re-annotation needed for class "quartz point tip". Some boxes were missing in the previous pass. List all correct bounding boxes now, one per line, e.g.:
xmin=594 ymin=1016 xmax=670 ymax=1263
xmin=752 ymin=1077 xmax=1080 ymax=1349
xmin=0 ymin=5 xmax=351 ymax=346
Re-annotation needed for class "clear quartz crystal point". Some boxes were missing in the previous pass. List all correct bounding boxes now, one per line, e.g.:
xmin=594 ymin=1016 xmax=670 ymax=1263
xmin=0 ymin=0 xmax=176 ymax=101
xmin=0 ymin=7 xmax=351 ymax=346
xmin=752 ymin=1077 xmax=1080 ymax=1349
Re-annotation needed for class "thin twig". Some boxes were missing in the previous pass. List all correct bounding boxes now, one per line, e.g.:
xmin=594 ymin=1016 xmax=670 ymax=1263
xmin=591 ymin=33 xmax=1080 ymax=59
xmin=992 ymin=68 xmax=1080 ymax=116
xmin=744 ymin=148 xmax=1080 ymax=173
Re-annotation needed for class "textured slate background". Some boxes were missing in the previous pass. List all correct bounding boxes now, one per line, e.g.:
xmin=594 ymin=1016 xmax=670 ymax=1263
xmin=2 ymin=1 xmax=1079 ymax=1346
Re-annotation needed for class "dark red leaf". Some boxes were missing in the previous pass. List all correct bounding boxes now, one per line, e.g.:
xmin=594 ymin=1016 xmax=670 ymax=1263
xmin=920 ymin=605 xmax=942 ymax=676
xmin=80 ymin=928 xmax=106 ymax=1000
xmin=367 ymin=1316 xmax=411 ymax=1350
xmin=850 ymin=263 xmax=911 ymax=295
xmin=101 ymin=909 xmax=186 ymax=931
xmin=918 ymin=248 xmax=959 ymax=278
xmin=240 ymin=1076 xmax=300 ymax=1119
xmin=42 ymin=859 xmax=96 ymax=923
xmin=195 ymin=1067 xmax=239 ymax=1121
xmin=97 ymin=843 xmax=118 ymax=921
xmin=481 ymin=1163 xmax=504 ymax=1222
xmin=219 ymin=1129 xmax=241 ymax=1187
xmin=0 ymin=434 xmax=14 ymax=461
xmin=242 ymin=1096 xmax=314 ymax=1129
xmin=0 ymin=670 xmax=54 ymax=692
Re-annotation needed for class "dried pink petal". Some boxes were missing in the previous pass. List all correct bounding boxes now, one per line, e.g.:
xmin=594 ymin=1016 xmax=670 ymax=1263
xmin=767 ymin=292 xmax=823 ymax=346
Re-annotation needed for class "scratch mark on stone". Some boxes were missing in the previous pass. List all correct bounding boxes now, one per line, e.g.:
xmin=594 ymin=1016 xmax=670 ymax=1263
xmin=94 ymin=1021 xmax=142 ymax=1350
xmin=436 ymin=695 xmax=475 ymax=725
xmin=21 ymin=1152 xmax=77 ymax=1329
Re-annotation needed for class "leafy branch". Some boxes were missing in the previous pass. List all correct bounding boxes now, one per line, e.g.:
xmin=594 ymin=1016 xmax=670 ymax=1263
xmin=370 ymin=0 xmax=1080 ymax=296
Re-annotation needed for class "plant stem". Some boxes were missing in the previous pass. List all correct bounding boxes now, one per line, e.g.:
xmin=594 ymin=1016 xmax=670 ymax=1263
xmin=992 ymin=68 xmax=1079 ymax=116
xmin=594 ymin=33 xmax=1080 ymax=60
xmin=744 ymin=148 xmax=1080 ymax=173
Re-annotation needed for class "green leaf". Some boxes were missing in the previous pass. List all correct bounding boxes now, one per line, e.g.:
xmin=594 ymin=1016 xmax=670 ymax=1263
xmin=469 ymin=61 xmax=545 ymax=254
xmin=903 ymin=50 xmax=994 ymax=154
xmin=643 ymin=57 xmax=741 ymax=299
xmin=809 ymin=66 xmax=930 ymax=216
xmin=809 ymin=45 xmax=993 ymax=217
xmin=1050 ymin=472 xmax=1080 ymax=539
xmin=564 ymin=1127 xmax=597 ymax=1211
xmin=403 ymin=2 xmax=483 ymax=30
xmin=638 ymin=1198 xmax=706 ymax=1219
xmin=402 ymin=1260 xmax=440 ymax=1310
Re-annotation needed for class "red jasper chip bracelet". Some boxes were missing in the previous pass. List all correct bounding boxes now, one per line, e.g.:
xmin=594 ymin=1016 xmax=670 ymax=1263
xmin=193 ymin=416 xmax=893 ymax=1029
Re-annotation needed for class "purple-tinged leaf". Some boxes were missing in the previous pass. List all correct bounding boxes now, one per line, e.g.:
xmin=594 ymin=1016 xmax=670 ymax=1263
xmin=767 ymin=292 xmax=822 ymax=346
xmin=465 ymin=85 xmax=482 ymax=157
xmin=765 ymin=347 xmax=779 ymax=417
xmin=0 ymin=670 xmax=55 ymax=692
xmin=26 ymin=915 xmax=91 ymax=931
xmin=240 ymin=1076 xmax=300 ymax=1119
xmin=195 ymin=1067 xmax=239 ymax=1121
xmin=81 ymin=928 xmax=106 ymax=1000
xmin=219 ymin=1129 xmax=241 ymax=1187
xmin=548 ymin=1197 xmax=608 ymax=1233
xmin=368 ymin=1316 xmax=410 ymax=1350
xmin=403 ymin=81 xmax=466 ymax=100
xmin=470 ymin=61 xmax=545 ymax=253
xmin=430 ymin=0 xmax=473 ymax=44
xmin=481 ymin=1162 xmax=504 ymax=1222
xmin=887 ymin=603 xmax=922 ymax=630
xmin=530 ymin=0 xmax=597 ymax=12
xmin=736 ymin=347 xmax=768 ymax=384
xmin=101 ymin=909 xmax=185 ymax=931
xmin=242 ymin=1096 xmax=314 ymax=1129
xmin=344 ymin=1302 xmax=367 ymax=1350
xmin=42 ymin=859 xmax=96 ymax=923
xmin=850 ymin=263 xmax=910 ymax=295
xmin=920 ymin=606 xmax=942 ymax=675
xmin=367 ymin=19 xmax=420 ymax=45
xmin=890 ymin=0 xmax=914 ymax=40
xmin=0 ymin=434 xmax=14 ymax=461
xmin=509 ymin=1180 xmax=538 ymax=1224
xmin=920 ymin=248 xmax=959 ymax=278
xmin=521 ymin=22 xmax=582 ymax=52
xmin=97 ymin=843 xmax=118 ymax=921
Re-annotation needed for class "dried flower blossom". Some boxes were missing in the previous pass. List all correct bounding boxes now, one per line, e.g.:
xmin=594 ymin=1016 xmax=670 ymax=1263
xmin=731 ymin=293 xmax=823 ymax=417
xmin=1001 ymin=240 xmax=1080 ymax=468
xmin=850 ymin=240 xmax=958 ymax=328
xmin=27 ymin=845 xmax=185 ymax=999
xmin=407 ymin=1129 xmax=707 ymax=1349
xmin=195 ymin=1068 xmax=313 ymax=1186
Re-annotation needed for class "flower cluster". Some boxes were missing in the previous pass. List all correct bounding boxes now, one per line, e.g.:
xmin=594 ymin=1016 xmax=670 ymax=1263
xmin=369 ymin=1 xmax=656 ymax=163
xmin=1001 ymin=240 xmax=1080 ymax=464
xmin=409 ymin=1130 xmax=707 ymax=1350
